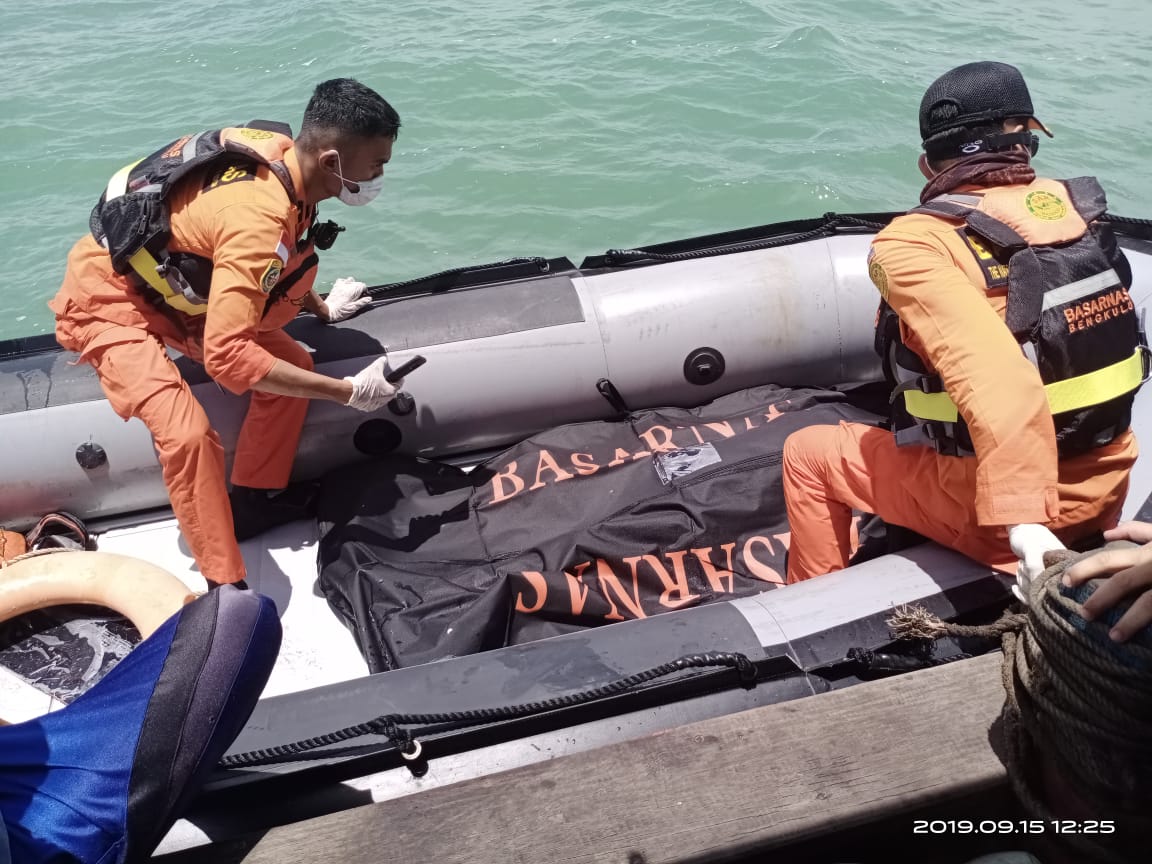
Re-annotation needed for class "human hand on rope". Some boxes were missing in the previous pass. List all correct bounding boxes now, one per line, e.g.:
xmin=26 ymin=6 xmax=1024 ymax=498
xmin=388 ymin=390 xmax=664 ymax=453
xmin=1063 ymin=521 xmax=1152 ymax=642
xmin=323 ymin=277 xmax=373 ymax=323
xmin=1008 ymin=523 xmax=1066 ymax=606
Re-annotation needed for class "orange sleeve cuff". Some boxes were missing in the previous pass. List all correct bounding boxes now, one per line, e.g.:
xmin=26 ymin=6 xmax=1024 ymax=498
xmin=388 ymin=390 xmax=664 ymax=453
xmin=975 ymin=485 xmax=1060 ymax=527
xmin=204 ymin=338 xmax=278 ymax=394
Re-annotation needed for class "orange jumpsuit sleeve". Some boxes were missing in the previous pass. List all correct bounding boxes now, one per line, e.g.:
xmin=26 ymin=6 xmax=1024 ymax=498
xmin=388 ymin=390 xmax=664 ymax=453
xmin=200 ymin=200 xmax=292 ymax=394
xmin=871 ymin=225 xmax=1060 ymax=526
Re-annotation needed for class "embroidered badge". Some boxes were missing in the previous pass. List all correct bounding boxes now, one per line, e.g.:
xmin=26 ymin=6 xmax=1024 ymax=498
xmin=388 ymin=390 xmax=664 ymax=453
xmin=259 ymin=259 xmax=284 ymax=293
xmin=868 ymin=253 xmax=890 ymax=300
xmin=1025 ymin=190 xmax=1068 ymax=221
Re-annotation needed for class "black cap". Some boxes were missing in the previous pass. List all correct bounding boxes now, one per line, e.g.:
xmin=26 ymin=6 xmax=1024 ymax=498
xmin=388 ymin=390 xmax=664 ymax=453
xmin=919 ymin=61 xmax=1052 ymax=144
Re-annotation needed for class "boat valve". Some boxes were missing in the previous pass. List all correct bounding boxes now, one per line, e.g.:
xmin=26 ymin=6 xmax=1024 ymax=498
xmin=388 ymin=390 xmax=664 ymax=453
xmin=388 ymin=392 xmax=416 ymax=416
xmin=683 ymin=347 xmax=726 ymax=386
xmin=75 ymin=442 xmax=108 ymax=470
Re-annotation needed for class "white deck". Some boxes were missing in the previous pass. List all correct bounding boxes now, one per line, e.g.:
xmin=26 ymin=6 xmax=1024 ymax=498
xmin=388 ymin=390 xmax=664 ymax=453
xmin=0 ymin=515 xmax=368 ymax=724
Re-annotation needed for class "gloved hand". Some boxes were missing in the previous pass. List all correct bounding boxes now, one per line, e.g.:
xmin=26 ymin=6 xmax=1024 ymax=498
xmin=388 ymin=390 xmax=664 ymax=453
xmin=344 ymin=356 xmax=403 ymax=412
xmin=324 ymin=277 xmax=373 ymax=323
xmin=1008 ymin=523 xmax=1066 ymax=605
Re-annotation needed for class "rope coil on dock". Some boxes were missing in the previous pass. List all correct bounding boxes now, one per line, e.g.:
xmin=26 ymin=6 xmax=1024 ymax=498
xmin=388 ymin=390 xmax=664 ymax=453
xmin=889 ymin=547 xmax=1151 ymax=864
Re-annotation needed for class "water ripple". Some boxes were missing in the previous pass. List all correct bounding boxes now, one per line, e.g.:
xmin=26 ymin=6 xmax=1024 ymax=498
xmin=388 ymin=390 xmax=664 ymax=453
xmin=3 ymin=0 xmax=1152 ymax=336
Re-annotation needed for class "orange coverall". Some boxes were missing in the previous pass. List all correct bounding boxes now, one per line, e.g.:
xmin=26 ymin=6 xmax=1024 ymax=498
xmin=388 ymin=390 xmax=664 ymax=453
xmin=49 ymin=146 xmax=320 ymax=584
xmin=783 ymin=181 xmax=1137 ymax=583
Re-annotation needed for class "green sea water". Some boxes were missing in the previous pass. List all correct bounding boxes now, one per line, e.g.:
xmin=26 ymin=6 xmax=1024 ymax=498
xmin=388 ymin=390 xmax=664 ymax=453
xmin=2 ymin=0 xmax=1149 ymax=340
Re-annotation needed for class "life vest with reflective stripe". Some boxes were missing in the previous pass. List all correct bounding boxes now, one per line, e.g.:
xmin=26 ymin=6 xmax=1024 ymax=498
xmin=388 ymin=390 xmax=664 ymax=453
xmin=874 ymin=177 xmax=1148 ymax=458
xmin=88 ymin=123 xmax=313 ymax=316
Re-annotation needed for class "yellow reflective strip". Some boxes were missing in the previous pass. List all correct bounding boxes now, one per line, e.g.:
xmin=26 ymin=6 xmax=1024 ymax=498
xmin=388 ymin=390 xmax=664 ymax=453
xmin=903 ymin=390 xmax=959 ymax=423
xmin=903 ymin=349 xmax=1145 ymax=423
xmin=127 ymin=248 xmax=205 ymax=316
xmin=106 ymin=159 xmax=144 ymax=201
xmin=1044 ymin=349 xmax=1144 ymax=414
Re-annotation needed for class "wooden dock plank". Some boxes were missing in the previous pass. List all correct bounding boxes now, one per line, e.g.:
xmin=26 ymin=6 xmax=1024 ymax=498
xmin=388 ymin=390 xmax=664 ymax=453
xmin=167 ymin=652 xmax=1008 ymax=864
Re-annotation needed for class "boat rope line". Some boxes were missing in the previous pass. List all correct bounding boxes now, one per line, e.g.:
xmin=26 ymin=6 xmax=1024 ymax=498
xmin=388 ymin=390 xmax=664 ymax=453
xmin=838 ymin=647 xmax=974 ymax=675
xmin=1100 ymin=212 xmax=1152 ymax=228
xmin=603 ymin=213 xmax=888 ymax=266
xmin=801 ymin=637 xmax=982 ymax=680
xmin=363 ymin=256 xmax=551 ymax=299
xmin=887 ymin=554 xmax=1152 ymax=864
xmin=0 ymin=511 xmax=92 ymax=568
xmin=600 ymin=212 xmax=1151 ymax=269
xmin=0 ymin=546 xmax=77 ymax=569
xmin=219 ymin=651 xmax=758 ymax=770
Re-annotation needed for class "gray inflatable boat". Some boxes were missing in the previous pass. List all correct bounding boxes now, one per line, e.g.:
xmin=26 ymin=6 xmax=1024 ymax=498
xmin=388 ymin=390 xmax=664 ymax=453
xmin=2 ymin=210 xmax=1151 ymax=859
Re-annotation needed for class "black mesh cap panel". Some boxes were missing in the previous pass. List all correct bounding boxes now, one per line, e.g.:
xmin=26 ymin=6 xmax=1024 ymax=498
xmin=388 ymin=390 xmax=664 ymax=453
xmin=919 ymin=61 xmax=1036 ymax=140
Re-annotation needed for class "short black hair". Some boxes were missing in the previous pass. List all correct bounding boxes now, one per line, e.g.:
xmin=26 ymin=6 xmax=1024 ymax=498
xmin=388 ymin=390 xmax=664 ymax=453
xmin=298 ymin=78 xmax=401 ymax=151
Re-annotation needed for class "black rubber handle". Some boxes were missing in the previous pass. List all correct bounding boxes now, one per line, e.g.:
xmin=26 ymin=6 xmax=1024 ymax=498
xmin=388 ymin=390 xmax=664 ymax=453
xmin=386 ymin=355 xmax=426 ymax=384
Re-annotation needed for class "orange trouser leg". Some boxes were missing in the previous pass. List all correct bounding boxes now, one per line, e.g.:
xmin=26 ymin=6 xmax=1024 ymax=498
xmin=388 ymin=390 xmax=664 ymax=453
xmin=782 ymin=421 xmax=1011 ymax=583
xmin=782 ymin=425 xmax=857 ymax=583
xmin=82 ymin=332 xmax=247 ymax=585
xmin=230 ymin=329 xmax=314 ymax=489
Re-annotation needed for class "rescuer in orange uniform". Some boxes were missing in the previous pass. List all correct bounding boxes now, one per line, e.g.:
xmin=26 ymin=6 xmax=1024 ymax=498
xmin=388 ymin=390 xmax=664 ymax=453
xmin=782 ymin=62 xmax=1145 ymax=589
xmin=49 ymin=79 xmax=405 ymax=587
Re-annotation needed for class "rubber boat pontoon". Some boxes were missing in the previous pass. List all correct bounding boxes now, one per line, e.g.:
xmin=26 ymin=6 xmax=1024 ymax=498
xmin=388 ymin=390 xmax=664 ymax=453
xmin=2 ymin=210 xmax=1151 ymax=861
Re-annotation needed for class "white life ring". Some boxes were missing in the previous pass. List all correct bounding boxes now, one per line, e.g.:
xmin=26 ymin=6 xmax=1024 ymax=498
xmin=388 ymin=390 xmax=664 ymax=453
xmin=0 ymin=551 xmax=196 ymax=639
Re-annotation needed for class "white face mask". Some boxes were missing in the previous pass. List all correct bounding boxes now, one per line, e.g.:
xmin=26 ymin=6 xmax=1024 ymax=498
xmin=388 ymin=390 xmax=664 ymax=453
xmin=331 ymin=153 xmax=384 ymax=206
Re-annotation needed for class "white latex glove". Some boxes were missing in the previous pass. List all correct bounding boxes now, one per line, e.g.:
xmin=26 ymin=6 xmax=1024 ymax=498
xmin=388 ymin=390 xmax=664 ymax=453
xmin=1008 ymin=523 xmax=1066 ymax=605
xmin=324 ymin=277 xmax=373 ymax=323
xmin=344 ymin=356 xmax=402 ymax=412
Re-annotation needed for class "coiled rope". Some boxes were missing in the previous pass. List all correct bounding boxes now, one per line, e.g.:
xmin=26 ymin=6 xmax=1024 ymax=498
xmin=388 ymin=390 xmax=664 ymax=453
xmin=889 ymin=548 xmax=1151 ymax=864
